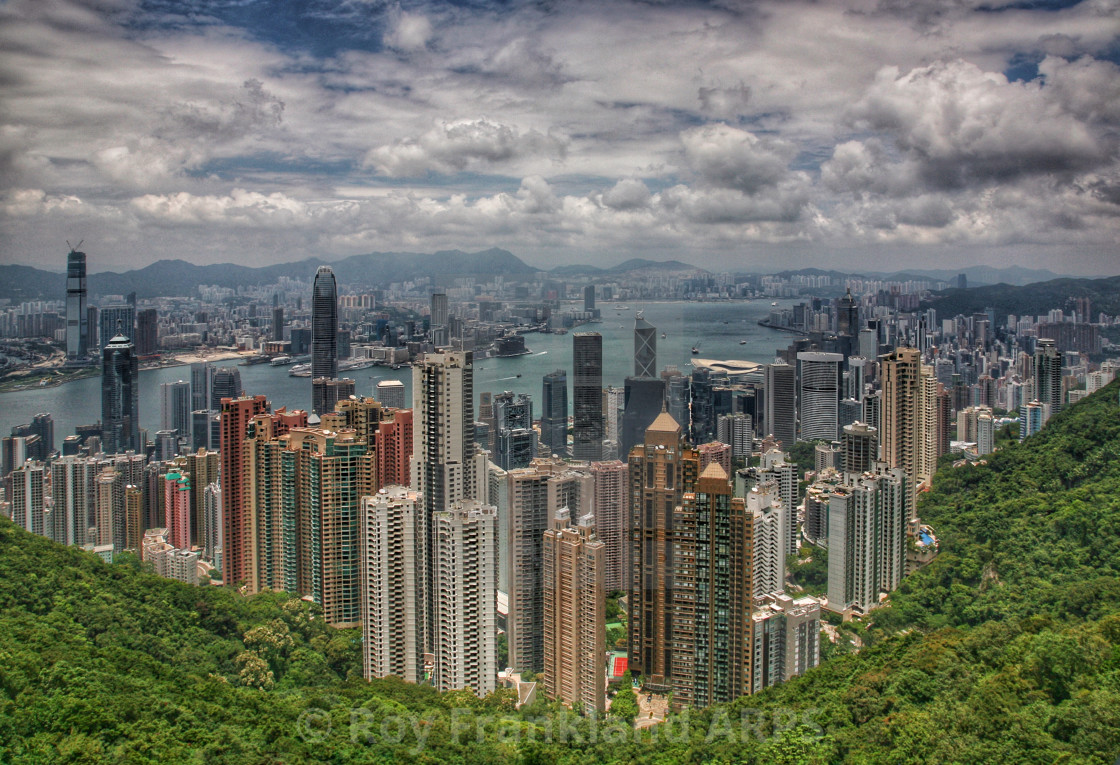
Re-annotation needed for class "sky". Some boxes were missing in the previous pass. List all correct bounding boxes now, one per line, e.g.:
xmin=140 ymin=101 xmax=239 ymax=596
xmin=1 ymin=0 xmax=1119 ymax=276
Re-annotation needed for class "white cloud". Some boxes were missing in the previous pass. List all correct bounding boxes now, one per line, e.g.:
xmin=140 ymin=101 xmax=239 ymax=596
xmin=384 ymin=8 xmax=433 ymax=52
xmin=680 ymin=124 xmax=796 ymax=193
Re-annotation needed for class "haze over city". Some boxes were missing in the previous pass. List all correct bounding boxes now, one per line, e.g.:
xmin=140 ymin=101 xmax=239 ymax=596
xmin=2 ymin=0 xmax=1119 ymax=274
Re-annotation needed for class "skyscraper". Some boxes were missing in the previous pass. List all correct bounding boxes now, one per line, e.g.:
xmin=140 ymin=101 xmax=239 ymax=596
xmin=621 ymin=376 xmax=666 ymax=459
xmin=190 ymin=362 xmax=211 ymax=412
xmin=572 ymin=332 xmax=603 ymax=462
xmin=311 ymin=266 xmax=338 ymax=413
xmin=272 ymin=305 xmax=284 ymax=342
xmin=540 ymin=369 xmax=568 ymax=457
xmin=1034 ymin=338 xmax=1062 ymax=420
xmin=542 ymin=507 xmax=606 ymax=714
xmin=628 ymin=410 xmax=699 ymax=691
xmin=99 ymin=305 xmax=135 ymax=352
xmin=136 ymin=308 xmax=158 ymax=356
xmin=375 ymin=379 xmax=406 ymax=410
xmin=797 ymin=351 xmax=843 ymax=442
xmin=590 ymin=459 xmax=628 ymax=593
xmin=634 ymin=312 xmax=657 ymax=378
xmin=160 ymin=380 xmax=192 ymax=441
xmin=493 ymin=391 xmax=536 ymax=470
xmin=880 ymin=348 xmax=922 ymax=492
xmin=764 ymin=361 xmax=797 ymax=450
xmin=66 ymin=247 xmax=88 ymax=358
xmin=837 ymin=288 xmax=859 ymax=336
xmin=101 ymin=330 xmax=140 ymax=454
xmin=220 ymin=394 xmax=271 ymax=588
xmin=842 ymin=421 xmax=878 ymax=475
xmin=210 ymin=367 xmax=242 ymax=410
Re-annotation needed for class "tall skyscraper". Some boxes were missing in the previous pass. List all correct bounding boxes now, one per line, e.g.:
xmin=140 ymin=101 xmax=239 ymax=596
xmin=374 ymin=409 xmax=413 ymax=488
xmin=66 ymin=247 xmax=88 ymax=358
xmin=880 ymin=348 xmax=922 ymax=492
xmin=542 ymin=507 xmax=606 ymax=714
xmin=411 ymin=350 xmax=476 ymax=519
xmin=797 ymin=351 xmax=843 ymax=442
xmin=634 ymin=312 xmax=657 ymax=378
xmin=582 ymin=284 xmax=595 ymax=313
xmin=160 ymin=380 xmax=192 ymax=441
xmin=136 ymin=308 xmax=158 ymax=356
xmin=164 ymin=470 xmax=191 ymax=551
xmin=572 ymin=332 xmax=603 ymax=462
xmin=375 ymin=379 xmax=406 ymax=410
xmin=590 ymin=459 xmax=628 ymax=593
xmin=10 ymin=461 xmax=47 ymax=537
xmin=1034 ymin=338 xmax=1062 ymax=420
xmin=430 ymin=292 xmax=449 ymax=331
xmin=540 ymin=370 xmax=568 ymax=457
xmin=101 ymin=330 xmax=140 ymax=454
xmin=272 ymin=305 xmax=284 ymax=342
xmin=748 ymin=482 xmax=787 ymax=599
xmin=628 ymin=410 xmax=698 ymax=691
xmin=670 ymin=462 xmax=753 ymax=709
xmin=493 ymin=391 xmax=536 ymax=470
xmin=220 ymin=395 xmax=271 ymax=588
xmin=842 ymin=421 xmax=878 ymax=475
xmin=621 ymin=376 xmax=666 ymax=459
xmin=190 ymin=362 xmax=211 ymax=412
xmin=311 ymin=266 xmax=338 ymax=413
xmin=210 ymin=367 xmax=242 ymax=410
xmin=837 ymin=288 xmax=859 ymax=337
xmin=764 ymin=361 xmax=796 ymax=449
xmin=99 ymin=305 xmax=135 ymax=351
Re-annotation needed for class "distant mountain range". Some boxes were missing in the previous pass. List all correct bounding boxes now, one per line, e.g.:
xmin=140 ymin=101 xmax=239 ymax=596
xmin=922 ymin=275 xmax=1120 ymax=319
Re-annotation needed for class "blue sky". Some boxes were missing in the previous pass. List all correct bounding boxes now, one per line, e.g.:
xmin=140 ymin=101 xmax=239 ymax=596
xmin=1 ymin=0 xmax=1119 ymax=275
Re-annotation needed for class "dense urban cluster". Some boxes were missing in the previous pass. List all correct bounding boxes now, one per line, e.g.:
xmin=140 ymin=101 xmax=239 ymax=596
xmin=2 ymin=247 xmax=1117 ymax=717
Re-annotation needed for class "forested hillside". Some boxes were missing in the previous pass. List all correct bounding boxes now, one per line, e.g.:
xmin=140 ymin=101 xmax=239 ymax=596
xmin=2 ymin=382 xmax=1119 ymax=763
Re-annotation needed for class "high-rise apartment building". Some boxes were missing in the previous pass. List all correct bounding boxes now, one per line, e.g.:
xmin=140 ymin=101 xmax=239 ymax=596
xmin=51 ymin=455 xmax=98 ymax=546
xmin=411 ymin=351 xmax=477 ymax=519
xmin=880 ymin=348 xmax=922 ymax=493
xmin=670 ymin=463 xmax=753 ymax=709
xmin=375 ymin=409 xmax=413 ymax=487
xmin=572 ymin=332 xmax=603 ymax=462
xmin=751 ymin=593 xmax=821 ymax=693
xmin=312 ymin=377 xmax=355 ymax=418
xmin=65 ymin=247 xmax=88 ymax=358
xmin=164 ymin=471 xmax=191 ymax=551
xmin=311 ymin=266 xmax=338 ymax=413
xmin=10 ymin=461 xmax=46 ymax=537
xmin=360 ymin=486 xmax=426 ymax=684
xmin=184 ymin=448 xmax=219 ymax=546
xmin=540 ymin=370 xmax=568 ymax=458
xmin=628 ymin=410 xmax=698 ymax=691
xmin=542 ymin=507 xmax=606 ymax=714
xmin=590 ymin=459 xmax=628 ymax=593
xmin=1034 ymin=338 xmax=1062 ymax=421
xmin=101 ymin=331 xmax=140 ymax=455
xmin=842 ymin=421 xmax=878 ymax=475
xmin=748 ymin=482 xmax=786 ymax=599
xmin=220 ymin=395 xmax=271 ymax=588
xmin=505 ymin=457 xmax=592 ymax=673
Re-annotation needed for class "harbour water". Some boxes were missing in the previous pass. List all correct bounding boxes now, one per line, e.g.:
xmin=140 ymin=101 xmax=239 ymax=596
xmin=0 ymin=299 xmax=798 ymax=441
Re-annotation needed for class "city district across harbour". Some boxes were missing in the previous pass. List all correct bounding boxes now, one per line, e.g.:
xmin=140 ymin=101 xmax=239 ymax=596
xmin=0 ymin=299 xmax=796 ymax=441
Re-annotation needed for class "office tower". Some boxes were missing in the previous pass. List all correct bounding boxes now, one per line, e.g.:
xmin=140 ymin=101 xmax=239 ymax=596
xmin=136 ymin=308 xmax=158 ymax=355
xmin=375 ymin=379 xmax=406 ymax=410
xmin=375 ymin=409 xmax=413 ymax=487
xmin=698 ymin=439 xmax=733 ymax=477
xmin=210 ymin=367 xmax=242 ymax=409
xmin=493 ymin=391 xmax=536 ymax=470
xmin=272 ymin=305 xmax=284 ymax=342
xmin=191 ymin=410 xmax=217 ymax=451
xmin=842 ymin=422 xmax=878 ymax=475
xmin=99 ymin=305 xmax=135 ymax=351
xmin=628 ymin=410 xmax=699 ymax=691
xmin=477 ymin=391 xmax=496 ymax=454
xmin=430 ymin=292 xmax=449 ymax=330
xmin=360 ymin=486 xmax=425 ymax=684
xmin=411 ymin=350 xmax=477 ymax=519
xmin=572 ymin=332 xmax=603 ymax=462
xmin=858 ymin=328 xmax=878 ymax=361
xmin=662 ymin=367 xmax=689 ymax=432
xmin=124 ymin=485 xmax=143 ymax=552
xmin=634 ymin=312 xmax=657 ymax=378
xmin=101 ymin=331 xmax=140 ymax=455
xmin=10 ymin=462 xmax=46 ymax=537
xmin=837 ymin=288 xmax=859 ymax=336
xmin=66 ymin=247 xmax=88 ymax=358
xmin=312 ymin=377 xmax=355 ymax=418
xmin=880 ymin=347 xmax=922 ymax=491
xmin=542 ymin=507 xmax=606 ymax=714
xmin=750 ymin=593 xmax=821 ymax=693
xmin=689 ymin=368 xmax=716 ymax=445
xmin=154 ymin=430 xmax=178 ymax=462
xmin=184 ymin=448 xmax=219 ymax=546
xmin=431 ymin=501 xmax=498 ymax=696
xmin=670 ymin=462 xmax=753 ymax=709
xmin=164 ymin=470 xmax=191 ymax=551
xmin=717 ymin=413 xmax=753 ymax=460
xmin=797 ymin=351 xmax=843 ymax=442
xmin=590 ymin=459 xmax=628 ymax=593
xmin=190 ymin=362 xmax=211 ymax=412
xmin=506 ymin=457 xmax=592 ymax=673
xmin=94 ymin=466 xmax=125 ymax=550
xmin=863 ymin=391 xmax=881 ymax=436
xmin=838 ymin=398 xmax=862 ymax=430
xmin=583 ymin=284 xmax=595 ymax=313
xmin=826 ymin=465 xmax=908 ymax=615
xmin=764 ymin=361 xmax=796 ymax=449
xmin=847 ymin=356 xmax=870 ymax=401
xmin=160 ymin=380 xmax=192 ymax=439
xmin=1034 ymin=338 xmax=1062 ymax=420
xmin=312 ymin=266 xmax=339 ymax=413
xmin=1020 ymin=400 xmax=1047 ymax=441
xmin=203 ymin=482 xmax=222 ymax=567
xmin=220 ymin=395 xmax=271 ymax=588
xmin=748 ymin=482 xmax=786 ymax=599
xmin=540 ymin=370 xmax=568 ymax=458
xmin=621 ymin=376 xmax=666 ymax=459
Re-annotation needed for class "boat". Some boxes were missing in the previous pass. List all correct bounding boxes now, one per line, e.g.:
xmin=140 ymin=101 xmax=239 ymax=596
xmin=661 ymin=332 xmax=666 ymax=339
xmin=289 ymin=363 xmax=312 ymax=377
xmin=739 ymin=339 xmax=747 ymax=345
xmin=771 ymin=301 xmax=778 ymax=306
xmin=691 ymin=346 xmax=700 ymax=355
xmin=270 ymin=355 xmax=293 ymax=366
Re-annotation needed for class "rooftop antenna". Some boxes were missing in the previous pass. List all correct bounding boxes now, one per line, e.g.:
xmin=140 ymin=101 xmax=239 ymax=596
xmin=66 ymin=239 xmax=84 ymax=253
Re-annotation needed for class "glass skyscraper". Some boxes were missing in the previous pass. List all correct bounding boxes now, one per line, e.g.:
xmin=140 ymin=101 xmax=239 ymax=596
xmin=65 ymin=247 xmax=88 ymax=358
xmin=312 ymin=266 xmax=339 ymax=414
xmin=572 ymin=332 xmax=603 ymax=462
xmin=101 ymin=331 xmax=139 ymax=454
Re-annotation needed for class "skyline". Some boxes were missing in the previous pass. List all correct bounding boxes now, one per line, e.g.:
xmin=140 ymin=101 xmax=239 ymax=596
xmin=2 ymin=0 xmax=1120 ymax=275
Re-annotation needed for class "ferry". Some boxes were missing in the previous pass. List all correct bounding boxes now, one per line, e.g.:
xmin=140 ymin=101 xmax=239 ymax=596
xmin=270 ymin=355 xmax=293 ymax=366
xmin=739 ymin=339 xmax=747 ymax=345
xmin=289 ymin=363 xmax=312 ymax=377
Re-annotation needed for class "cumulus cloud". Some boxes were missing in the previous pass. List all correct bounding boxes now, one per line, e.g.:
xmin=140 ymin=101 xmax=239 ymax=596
xmin=601 ymin=179 xmax=653 ymax=210
xmin=365 ymin=118 xmax=568 ymax=176
xmin=850 ymin=59 xmax=1106 ymax=188
xmin=680 ymin=123 xmax=796 ymax=193
xmin=384 ymin=8 xmax=433 ymax=52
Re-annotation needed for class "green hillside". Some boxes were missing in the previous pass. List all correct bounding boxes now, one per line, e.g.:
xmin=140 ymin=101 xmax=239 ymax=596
xmin=2 ymin=383 xmax=1120 ymax=763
